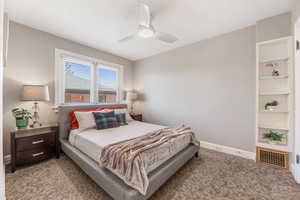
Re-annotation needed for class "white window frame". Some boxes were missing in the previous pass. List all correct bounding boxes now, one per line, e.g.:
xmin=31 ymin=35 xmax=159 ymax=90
xmin=55 ymin=48 xmax=124 ymax=105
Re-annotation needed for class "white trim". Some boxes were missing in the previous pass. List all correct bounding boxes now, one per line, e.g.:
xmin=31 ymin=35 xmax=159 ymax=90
xmin=291 ymin=164 xmax=300 ymax=182
xmin=55 ymin=48 xmax=124 ymax=105
xmin=2 ymin=12 xmax=8 ymax=68
xmin=294 ymin=21 xmax=300 ymax=183
xmin=0 ymin=1 xmax=6 ymax=199
xmin=200 ymin=141 xmax=256 ymax=160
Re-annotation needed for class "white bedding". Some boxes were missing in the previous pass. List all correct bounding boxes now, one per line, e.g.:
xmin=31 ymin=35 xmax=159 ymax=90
xmin=69 ymin=121 xmax=193 ymax=173
xmin=69 ymin=120 xmax=166 ymax=163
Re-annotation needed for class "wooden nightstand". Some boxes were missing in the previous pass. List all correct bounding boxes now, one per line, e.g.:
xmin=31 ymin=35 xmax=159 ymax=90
xmin=10 ymin=124 xmax=59 ymax=173
xmin=130 ymin=114 xmax=142 ymax=122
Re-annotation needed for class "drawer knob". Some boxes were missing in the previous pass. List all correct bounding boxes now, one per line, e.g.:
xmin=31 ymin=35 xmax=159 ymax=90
xmin=32 ymin=140 xmax=44 ymax=144
xmin=32 ymin=152 xmax=44 ymax=157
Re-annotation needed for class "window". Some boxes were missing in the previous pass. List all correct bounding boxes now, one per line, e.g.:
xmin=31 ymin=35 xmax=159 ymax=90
xmin=65 ymin=61 xmax=91 ymax=103
xmin=55 ymin=49 xmax=123 ymax=105
xmin=97 ymin=67 xmax=118 ymax=103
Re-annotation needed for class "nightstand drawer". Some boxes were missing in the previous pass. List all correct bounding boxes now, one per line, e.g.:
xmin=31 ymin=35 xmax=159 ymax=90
xmin=16 ymin=147 xmax=52 ymax=165
xmin=16 ymin=132 xmax=55 ymax=152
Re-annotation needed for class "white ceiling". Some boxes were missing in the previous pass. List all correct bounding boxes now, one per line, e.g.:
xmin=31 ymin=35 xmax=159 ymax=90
xmin=6 ymin=0 xmax=296 ymax=61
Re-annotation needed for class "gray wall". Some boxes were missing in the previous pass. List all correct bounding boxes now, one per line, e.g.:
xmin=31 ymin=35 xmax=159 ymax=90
xmin=133 ymin=26 xmax=256 ymax=152
xmin=256 ymin=12 xmax=292 ymax=42
xmin=3 ymin=22 xmax=134 ymax=155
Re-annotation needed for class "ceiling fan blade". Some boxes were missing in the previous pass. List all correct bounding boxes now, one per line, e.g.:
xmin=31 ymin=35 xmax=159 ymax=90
xmin=140 ymin=3 xmax=151 ymax=27
xmin=155 ymin=32 xmax=178 ymax=43
xmin=118 ymin=34 xmax=136 ymax=43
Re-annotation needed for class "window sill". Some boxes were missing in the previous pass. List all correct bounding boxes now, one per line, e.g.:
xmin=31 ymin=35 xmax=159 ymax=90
xmin=52 ymin=102 xmax=125 ymax=112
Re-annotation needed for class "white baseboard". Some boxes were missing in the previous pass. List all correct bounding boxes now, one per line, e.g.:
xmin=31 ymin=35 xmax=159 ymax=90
xmin=291 ymin=164 xmax=295 ymax=176
xmin=292 ymin=163 xmax=300 ymax=184
xmin=3 ymin=142 xmax=256 ymax=165
xmin=4 ymin=155 xmax=11 ymax=165
xmin=200 ymin=141 xmax=256 ymax=160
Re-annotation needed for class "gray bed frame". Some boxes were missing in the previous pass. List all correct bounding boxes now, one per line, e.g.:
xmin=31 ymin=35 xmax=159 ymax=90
xmin=58 ymin=104 xmax=199 ymax=200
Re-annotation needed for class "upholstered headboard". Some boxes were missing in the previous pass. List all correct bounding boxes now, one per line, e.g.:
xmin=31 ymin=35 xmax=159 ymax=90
xmin=58 ymin=104 xmax=127 ymax=140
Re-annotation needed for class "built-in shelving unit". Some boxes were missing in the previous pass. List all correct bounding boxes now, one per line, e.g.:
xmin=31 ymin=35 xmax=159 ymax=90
xmin=256 ymin=36 xmax=294 ymax=154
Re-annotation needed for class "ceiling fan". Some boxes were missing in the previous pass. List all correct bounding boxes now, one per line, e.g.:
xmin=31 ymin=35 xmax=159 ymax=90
xmin=119 ymin=3 xmax=178 ymax=44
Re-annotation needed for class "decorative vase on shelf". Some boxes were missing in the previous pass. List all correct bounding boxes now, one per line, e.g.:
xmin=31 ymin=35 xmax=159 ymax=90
xmin=272 ymin=69 xmax=280 ymax=77
xmin=265 ymin=101 xmax=279 ymax=111
xmin=265 ymin=105 xmax=276 ymax=111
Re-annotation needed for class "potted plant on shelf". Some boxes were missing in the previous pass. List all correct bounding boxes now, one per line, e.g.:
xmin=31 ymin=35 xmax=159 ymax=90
xmin=12 ymin=108 xmax=32 ymax=129
xmin=263 ymin=130 xmax=283 ymax=144
xmin=272 ymin=69 xmax=280 ymax=77
xmin=265 ymin=100 xmax=278 ymax=111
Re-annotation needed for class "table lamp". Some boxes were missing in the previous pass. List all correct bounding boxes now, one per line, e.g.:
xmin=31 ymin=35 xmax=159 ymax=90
xmin=126 ymin=91 xmax=138 ymax=114
xmin=21 ymin=85 xmax=50 ymax=127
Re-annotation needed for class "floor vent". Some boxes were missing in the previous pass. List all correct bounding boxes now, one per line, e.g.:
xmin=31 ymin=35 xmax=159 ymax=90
xmin=256 ymin=147 xmax=289 ymax=170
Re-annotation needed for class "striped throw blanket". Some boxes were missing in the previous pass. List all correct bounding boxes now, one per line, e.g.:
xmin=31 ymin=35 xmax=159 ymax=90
xmin=99 ymin=125 xmax=199 ymax=195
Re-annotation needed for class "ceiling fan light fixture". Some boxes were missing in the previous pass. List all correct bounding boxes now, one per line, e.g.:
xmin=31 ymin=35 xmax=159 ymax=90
xmin=138 ymin=27 xmax=154 ymax=38
xmin=119 ymin=3 xmax=177 ymax=44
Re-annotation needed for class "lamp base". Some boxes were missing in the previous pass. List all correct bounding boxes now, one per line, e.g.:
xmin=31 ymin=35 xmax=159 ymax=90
xmin=30 ymin=121 xmax=42 ymax=128
xmin=30 ymin=102 xmax=42 ymax=128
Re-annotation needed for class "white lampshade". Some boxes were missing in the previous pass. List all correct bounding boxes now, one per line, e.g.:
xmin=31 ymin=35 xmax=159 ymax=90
xmin=21 ymin=85 xmax=50 ymax=101
xmin=126 ymin=91 xmax=138 ymax=101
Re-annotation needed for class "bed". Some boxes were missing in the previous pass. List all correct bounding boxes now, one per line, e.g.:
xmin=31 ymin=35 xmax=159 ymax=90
xmin=58 ymin=104 xmax=199 ymax=200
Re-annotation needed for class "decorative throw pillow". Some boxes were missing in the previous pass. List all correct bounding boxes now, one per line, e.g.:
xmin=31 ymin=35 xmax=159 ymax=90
xmin=74 ymin=109 xmax=111 ymax=132
xmin=69 ymin=108 xmax=102 ymax=130
xmin=93 ymin=111 xmax=119 ymax=130
xmin=69 ymin=106 xmax=132 ymax=130
xmin=101 ymin=108 xmax=134 ymax=122
xmin=115 ymin=113 xmax=128 ymax=126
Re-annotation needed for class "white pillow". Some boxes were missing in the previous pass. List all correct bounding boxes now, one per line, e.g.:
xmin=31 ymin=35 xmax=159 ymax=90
xmin=74 ymin=110 xmax=108 ymax=132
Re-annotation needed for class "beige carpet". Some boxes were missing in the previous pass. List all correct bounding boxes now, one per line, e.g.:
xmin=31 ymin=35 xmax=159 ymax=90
xmin=6 ymin=148 xmax=300 ymax=200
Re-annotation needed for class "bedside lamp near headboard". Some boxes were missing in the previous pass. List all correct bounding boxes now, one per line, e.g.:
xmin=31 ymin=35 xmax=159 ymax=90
xmin=21 ymin=85 xmax=50 ymax=127
xmin=126 ymin=91 xmax=138 ymax=114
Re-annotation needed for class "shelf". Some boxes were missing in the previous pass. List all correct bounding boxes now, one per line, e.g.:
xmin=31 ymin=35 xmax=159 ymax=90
xmin=259 ymin=91 xmax=290 ymax=96
xmin=258 ymin=124 xmax=289 ymax=131
xmin=259 ymin=57 xmax=289 ymax=64
xmin=259 ymin=110 xmax=288 ymax=113
xmin=259 ymin=75 xmax=288 ymax=80
xmin=256 ymin=143 xmax=291 ymax=152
